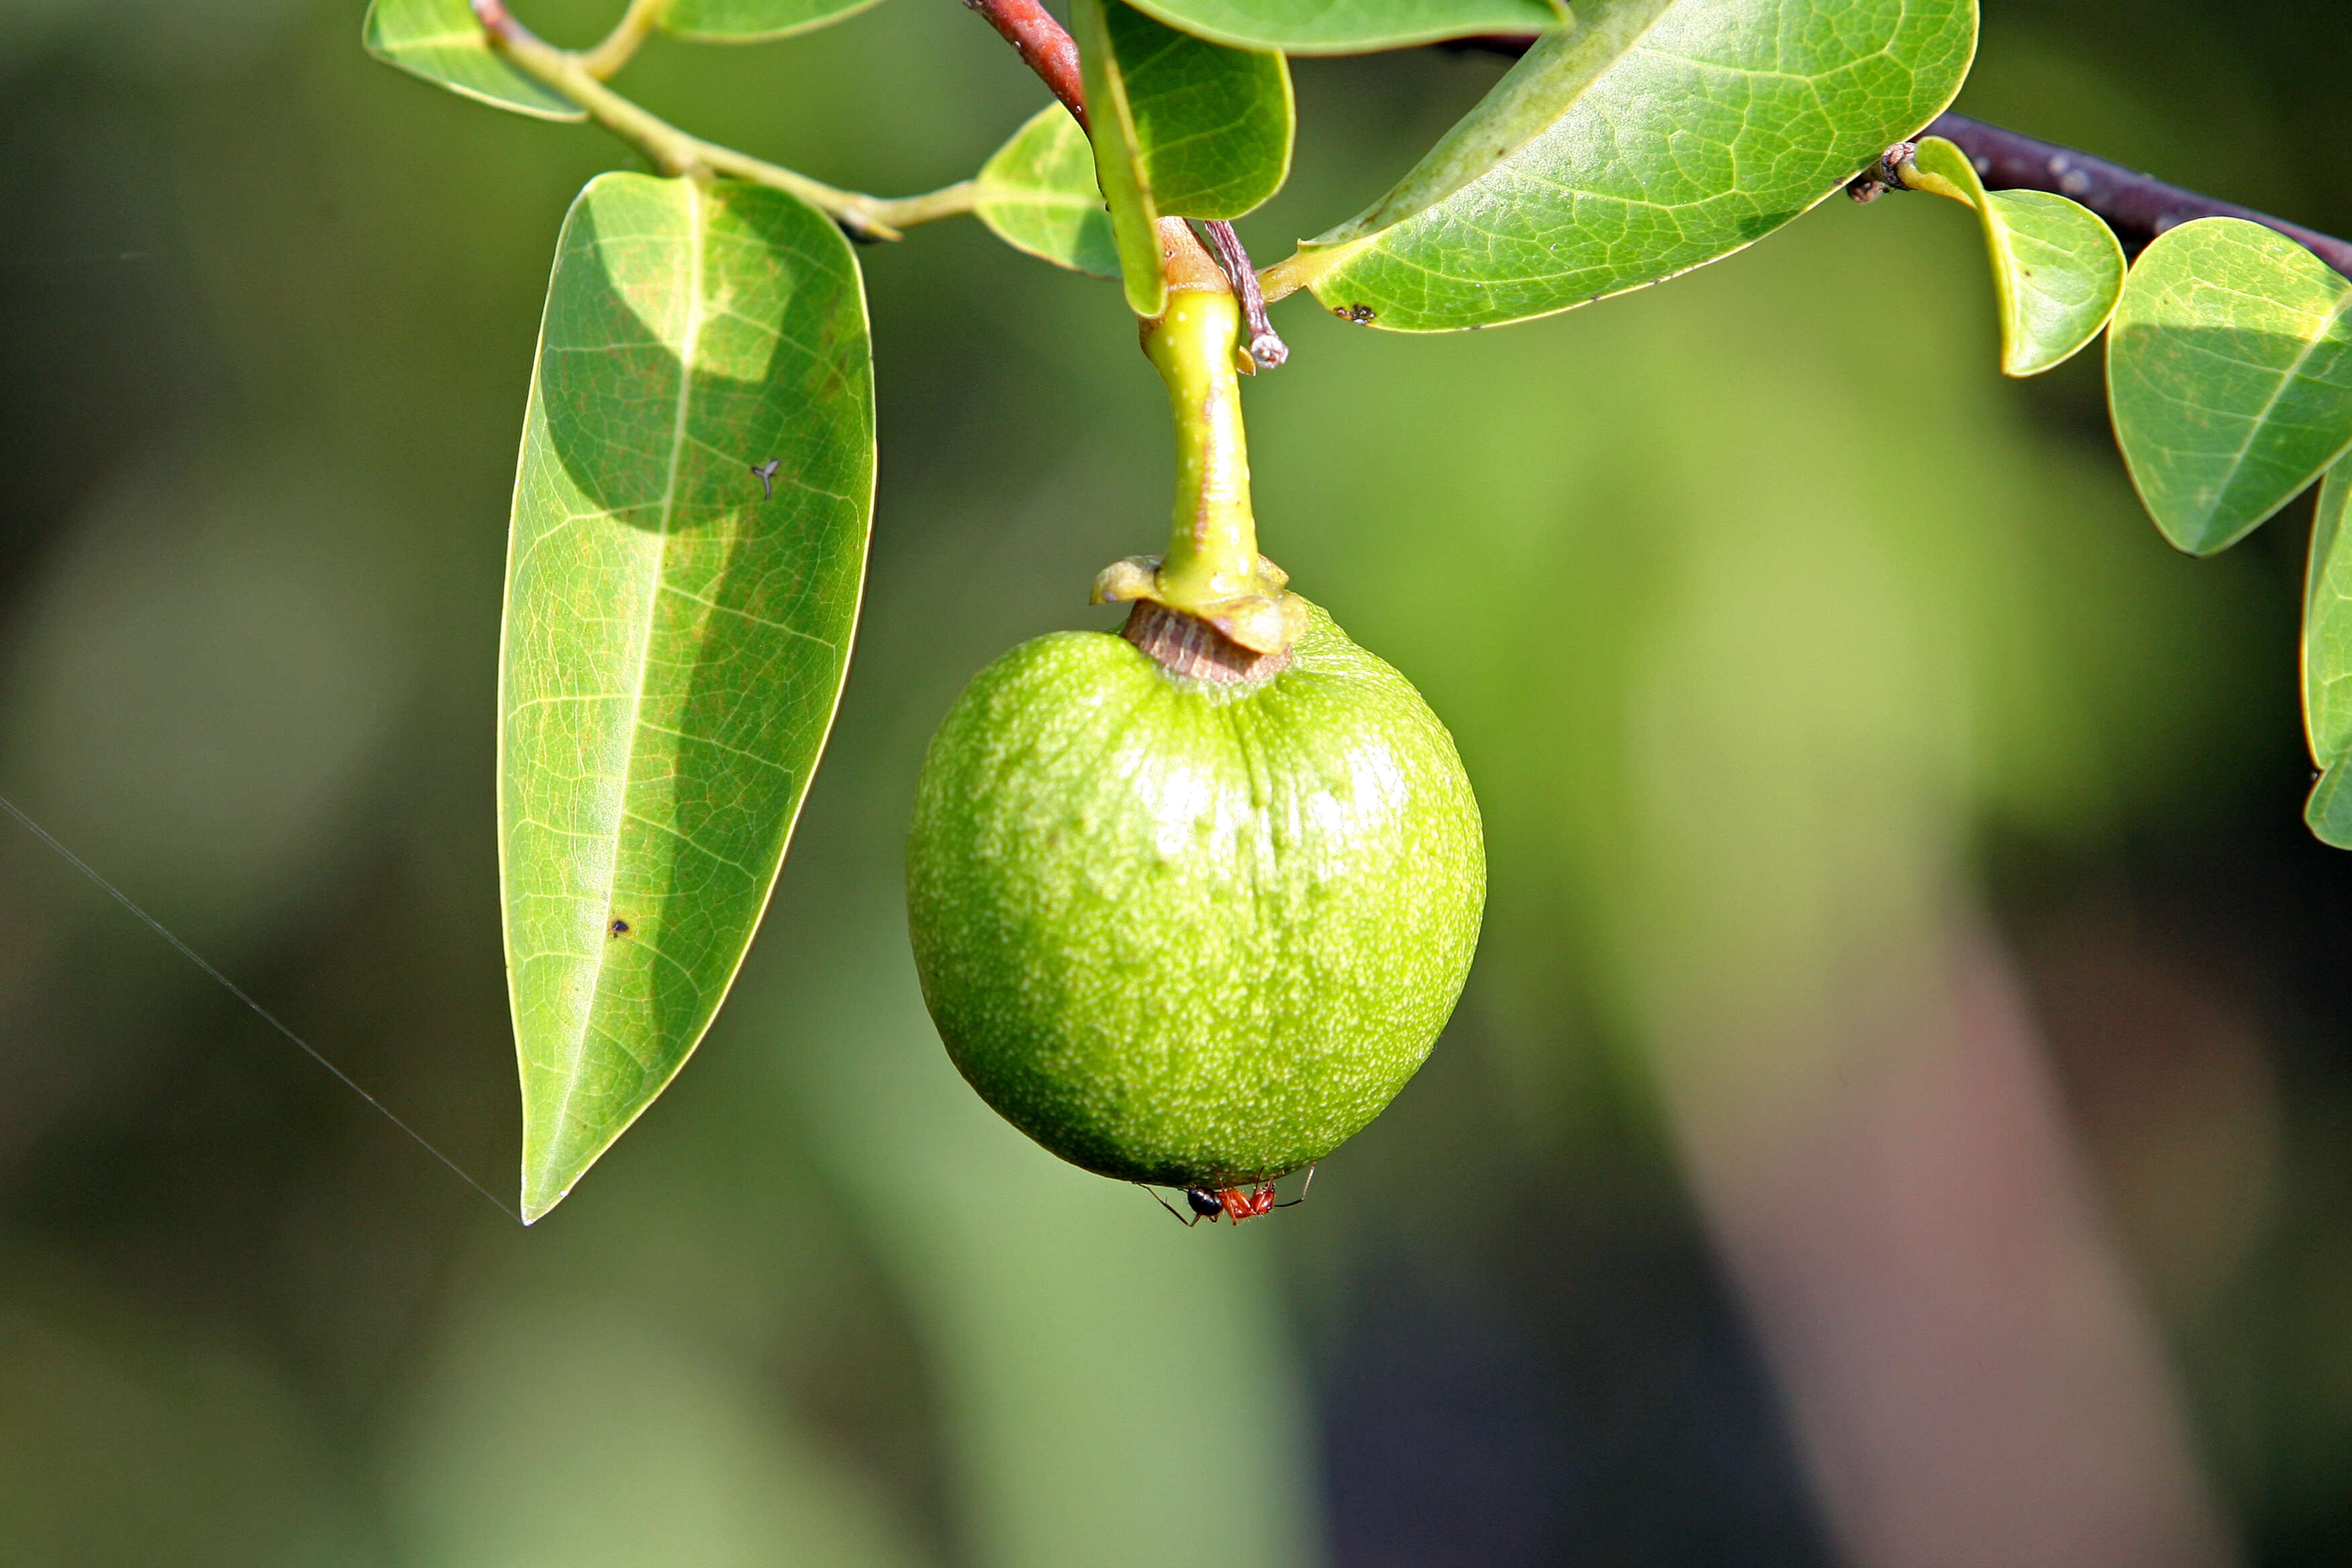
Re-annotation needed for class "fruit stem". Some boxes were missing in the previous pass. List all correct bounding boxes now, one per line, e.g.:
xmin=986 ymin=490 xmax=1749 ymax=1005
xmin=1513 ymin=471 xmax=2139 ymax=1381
xmin=1146 ymin=286 xmax=1261 ymax=607
xmin=1093 ymin=220 xmax=1304 ymax=656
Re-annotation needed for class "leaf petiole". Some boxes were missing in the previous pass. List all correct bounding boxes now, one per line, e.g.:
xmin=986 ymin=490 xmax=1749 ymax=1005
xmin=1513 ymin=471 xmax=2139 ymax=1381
xmin=472 ymin=0 xmax=974 ymax=240
xmin=575 ymin=0 xmax=677 ymax=79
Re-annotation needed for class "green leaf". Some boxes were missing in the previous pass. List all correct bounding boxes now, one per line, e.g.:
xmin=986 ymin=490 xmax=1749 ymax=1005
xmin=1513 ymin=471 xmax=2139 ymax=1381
xmin=973 ymin=107 xmax=1121 ymax=278
xmin=1903 ymin=136 xmax=2122 ymax=377
xmin=1075 ymin=0 xmax=1294 ymax=315
xmin=661 ymin=0 xmax=888 ymax=43
xmin=2109 ymin=217 xmax=2352 ymax=556
xmin=501 ymin=173 xmax=875 ymax=1221
xmin=2309 ymin=753 xmax=2352 ymax=849
xmin=1112 ymin=0 xmax=1291 ymax=219
xmin=1074 ymin=0 xmax=1165 ymax=316
xmin=361 ymin=0 xmax=583 ymax=121
xmin=2310 ymin=457 xmax=2352 ymax=840
xmin=2306 ymin=458 xmax=2352 ymax=766
xmin=1263 ymin=0 xmax=1977 ymax=333
xmin=1126 ymin=0 xmax=1565 ymax=53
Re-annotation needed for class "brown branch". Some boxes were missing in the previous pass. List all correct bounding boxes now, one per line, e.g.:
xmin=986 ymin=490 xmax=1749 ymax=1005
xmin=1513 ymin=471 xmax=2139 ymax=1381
xmin=961 ymin=0 xmax=1089 ymax=131
xmin=1914 ymin=113 xmax=2352 ymax=278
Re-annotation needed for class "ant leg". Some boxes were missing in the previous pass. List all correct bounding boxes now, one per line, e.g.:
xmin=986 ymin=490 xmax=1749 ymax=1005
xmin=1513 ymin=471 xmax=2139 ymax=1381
xmin=1138 ymin=1183 xmax=1203 ymax=1226
xmin=1273 ymin=1162 xmax=1318 ymax=1209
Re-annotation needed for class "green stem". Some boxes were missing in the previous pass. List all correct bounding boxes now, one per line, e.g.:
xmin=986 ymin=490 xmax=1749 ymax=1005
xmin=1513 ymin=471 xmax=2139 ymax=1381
xmin=476 ymin=1 xmax=975 ymax=242
xmin=577 ymin=0 xmax=676 ymax=79
xmin=1088 ymin=220 xmax=1302 ymax=656
xmin=1145 ymin=290 xmax=1262 ymax=607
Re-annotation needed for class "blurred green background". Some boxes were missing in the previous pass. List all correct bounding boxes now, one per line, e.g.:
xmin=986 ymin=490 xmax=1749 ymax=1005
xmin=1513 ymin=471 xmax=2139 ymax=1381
xmin=5 ymin=1 xmax=2352 ymax=1562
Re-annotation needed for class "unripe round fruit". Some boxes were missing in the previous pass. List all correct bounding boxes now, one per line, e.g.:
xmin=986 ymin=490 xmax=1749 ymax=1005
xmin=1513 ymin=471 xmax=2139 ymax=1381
xmin=905 ymin=600 xmax=1485 ymax=1189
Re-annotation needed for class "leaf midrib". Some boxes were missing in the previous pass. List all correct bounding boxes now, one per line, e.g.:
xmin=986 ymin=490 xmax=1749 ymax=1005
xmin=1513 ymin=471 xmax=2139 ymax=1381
xmin=2204 ymin=279 xmax=2352 ymax=530
xmin=976 ymin=185 xmax=1107 ymax=212
xmin=1311 ymin=0 xmax=1682 ymax=255
xmin=542 ymin=179 xmax=709 ymax=1155
xmin=379 ymin=29 xmax=492 ymax=48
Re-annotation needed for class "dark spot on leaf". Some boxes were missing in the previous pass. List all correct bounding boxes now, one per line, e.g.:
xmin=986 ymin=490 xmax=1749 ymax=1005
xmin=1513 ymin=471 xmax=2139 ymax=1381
xmin=609 ymin=918 xmax=631 ymax=938
xmin=1340 ymin=304 xmax=1377 ymax=324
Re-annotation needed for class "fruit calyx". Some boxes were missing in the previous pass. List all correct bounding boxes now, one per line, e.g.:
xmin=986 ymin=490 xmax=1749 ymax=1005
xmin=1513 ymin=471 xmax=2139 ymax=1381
xmin=1093 ymin=551 xmax=1306 ymax=656
xmin=1119 ymin=597 xmax=1291 ymax=684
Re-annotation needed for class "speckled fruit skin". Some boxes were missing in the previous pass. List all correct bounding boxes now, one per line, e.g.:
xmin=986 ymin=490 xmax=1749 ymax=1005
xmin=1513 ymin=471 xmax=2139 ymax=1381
xmin=905 ymin=601 xmax=1485 ymax=1188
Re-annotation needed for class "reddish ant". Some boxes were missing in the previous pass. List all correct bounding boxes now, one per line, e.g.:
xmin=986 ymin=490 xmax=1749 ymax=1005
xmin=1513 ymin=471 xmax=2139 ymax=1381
xmin=1140 ymin=1165 xmax=1316 ymax=1226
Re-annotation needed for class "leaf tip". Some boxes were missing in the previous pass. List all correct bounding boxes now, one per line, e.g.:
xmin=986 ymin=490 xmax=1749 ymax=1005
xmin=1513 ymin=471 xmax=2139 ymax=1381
xmin=520 ymin=1159 xmax=577 ymax=1225
xmin=2309 ymin=763 xmax=2352 ymax=849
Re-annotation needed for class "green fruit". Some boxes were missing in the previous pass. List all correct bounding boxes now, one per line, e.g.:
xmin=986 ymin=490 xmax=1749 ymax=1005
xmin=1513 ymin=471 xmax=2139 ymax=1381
xmin=905 ymin=600 xmax=1485 ymax=1188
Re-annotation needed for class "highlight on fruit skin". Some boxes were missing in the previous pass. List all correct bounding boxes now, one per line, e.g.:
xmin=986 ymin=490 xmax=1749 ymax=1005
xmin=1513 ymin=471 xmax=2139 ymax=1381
xmin=904 ymin=597 xmax=1485 ymax=1191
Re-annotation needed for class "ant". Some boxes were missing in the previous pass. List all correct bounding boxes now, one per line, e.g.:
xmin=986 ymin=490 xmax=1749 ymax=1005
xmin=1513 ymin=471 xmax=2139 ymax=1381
xmin=1140 ymin=1165 xmax=1316 ymax=1226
